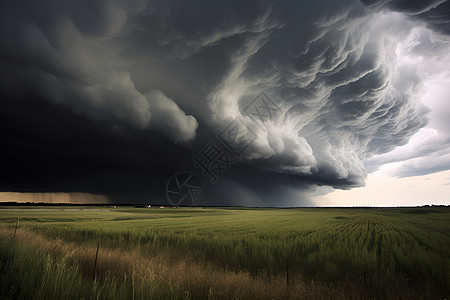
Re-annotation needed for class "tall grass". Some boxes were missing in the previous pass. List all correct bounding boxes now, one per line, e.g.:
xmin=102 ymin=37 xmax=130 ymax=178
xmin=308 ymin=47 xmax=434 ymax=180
xmin=1 ymin=207 xmax=449 ymax=299
xmin=0 ymin=228 xmax=348 ymax=299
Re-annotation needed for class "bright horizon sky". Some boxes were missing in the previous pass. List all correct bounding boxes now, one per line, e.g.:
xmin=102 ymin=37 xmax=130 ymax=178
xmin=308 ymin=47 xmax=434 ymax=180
xmin=312 ymin=169 xmax=450 ymax=207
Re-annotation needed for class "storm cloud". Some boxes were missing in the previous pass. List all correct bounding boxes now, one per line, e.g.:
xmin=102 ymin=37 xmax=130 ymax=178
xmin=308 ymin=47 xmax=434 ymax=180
xmin=1 ymin=0 xmax=449 ymax=206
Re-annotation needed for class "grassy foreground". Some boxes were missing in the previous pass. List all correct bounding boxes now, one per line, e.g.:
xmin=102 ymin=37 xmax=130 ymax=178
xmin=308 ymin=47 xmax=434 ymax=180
xmin=0 ymin=206 xmax=449 ymax=299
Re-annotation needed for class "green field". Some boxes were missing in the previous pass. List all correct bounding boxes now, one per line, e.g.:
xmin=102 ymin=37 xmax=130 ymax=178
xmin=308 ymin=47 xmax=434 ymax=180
xmin=0 ymin=206 xmax=449 ymax=299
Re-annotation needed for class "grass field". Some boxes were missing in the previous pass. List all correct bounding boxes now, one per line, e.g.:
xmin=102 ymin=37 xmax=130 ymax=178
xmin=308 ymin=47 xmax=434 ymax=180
xmin=0 ymin=206 xmax=449 ymax=299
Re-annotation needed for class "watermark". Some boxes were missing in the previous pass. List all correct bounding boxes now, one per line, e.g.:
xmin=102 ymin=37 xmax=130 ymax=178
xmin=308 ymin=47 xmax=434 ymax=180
xmin=243 ymin=92 xmax=280 ymax=125
xmin=165 ymin=92 xmax=281 ymax=205
xmin=193 ymin=141 xmax=233 ymax=183
xmin=218 ymin=117 xmax=256 ymax=157
xmin=166 ymin=172 xmax=202 ymax=206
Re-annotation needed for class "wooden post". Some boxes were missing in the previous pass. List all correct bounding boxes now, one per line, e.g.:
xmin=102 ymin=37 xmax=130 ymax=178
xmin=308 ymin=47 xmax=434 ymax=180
xmin=13 ymin=218 xmax=19 ymax=238
xmin=92 ymin=240 xmax=100 ymax=281
xmin=286 ymin=258 xmax=290 ymax=299
xmin=132 ymin=264 xmax=135 ymax=300
xmin=286 ymin=258 xmax=290 ymax=287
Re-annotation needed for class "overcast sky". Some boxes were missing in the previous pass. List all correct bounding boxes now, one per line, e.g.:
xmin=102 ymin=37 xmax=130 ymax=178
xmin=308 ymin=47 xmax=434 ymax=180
xmin=1 ymin=0 xmax=449 ymax=206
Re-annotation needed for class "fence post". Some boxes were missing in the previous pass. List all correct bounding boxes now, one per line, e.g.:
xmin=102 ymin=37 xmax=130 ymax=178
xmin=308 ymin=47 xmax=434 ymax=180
xmin=92 ymin=240 xmax=100 ymax=281
xmin=286 ymin=258 xmax=290 ymax=287
xmin=13 ymin=218 xmax=19 ymax=238
xmin=286 ymin=258 xmax=290 ymax=299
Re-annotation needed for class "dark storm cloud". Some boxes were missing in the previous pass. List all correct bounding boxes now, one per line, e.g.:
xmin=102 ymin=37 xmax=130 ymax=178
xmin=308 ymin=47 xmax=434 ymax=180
xmin=0 ymin=0 xmax=198 ymax=141
xmin=360 ymin=0 xmax=450 ymax=34
xmin=416 ymin=1 xmax=450 ymax=34
xmin=0 ymin=93 xmax=195 ymax=202
xmin=360 ymin=0 xmax=445 ymax=14
xmin=1 ymin=0 xmax=447 ymax=205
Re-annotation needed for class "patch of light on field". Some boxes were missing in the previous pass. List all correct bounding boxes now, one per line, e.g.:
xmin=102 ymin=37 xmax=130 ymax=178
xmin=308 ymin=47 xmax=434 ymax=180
xmin=0 ymin=192 xmax=110 ymax=204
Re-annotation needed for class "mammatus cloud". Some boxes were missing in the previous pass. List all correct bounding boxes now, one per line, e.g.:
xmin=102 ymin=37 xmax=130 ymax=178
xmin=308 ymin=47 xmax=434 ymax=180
xmin=1 ymin=0 xmax=449 ymax=205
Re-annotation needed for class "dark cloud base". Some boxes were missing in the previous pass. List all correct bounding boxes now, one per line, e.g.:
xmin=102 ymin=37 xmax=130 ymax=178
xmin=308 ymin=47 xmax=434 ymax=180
xmin=1 ymin=0 xmax=449 ymax=206
xmin=0 ymin=93 xmax=189 ymax=203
